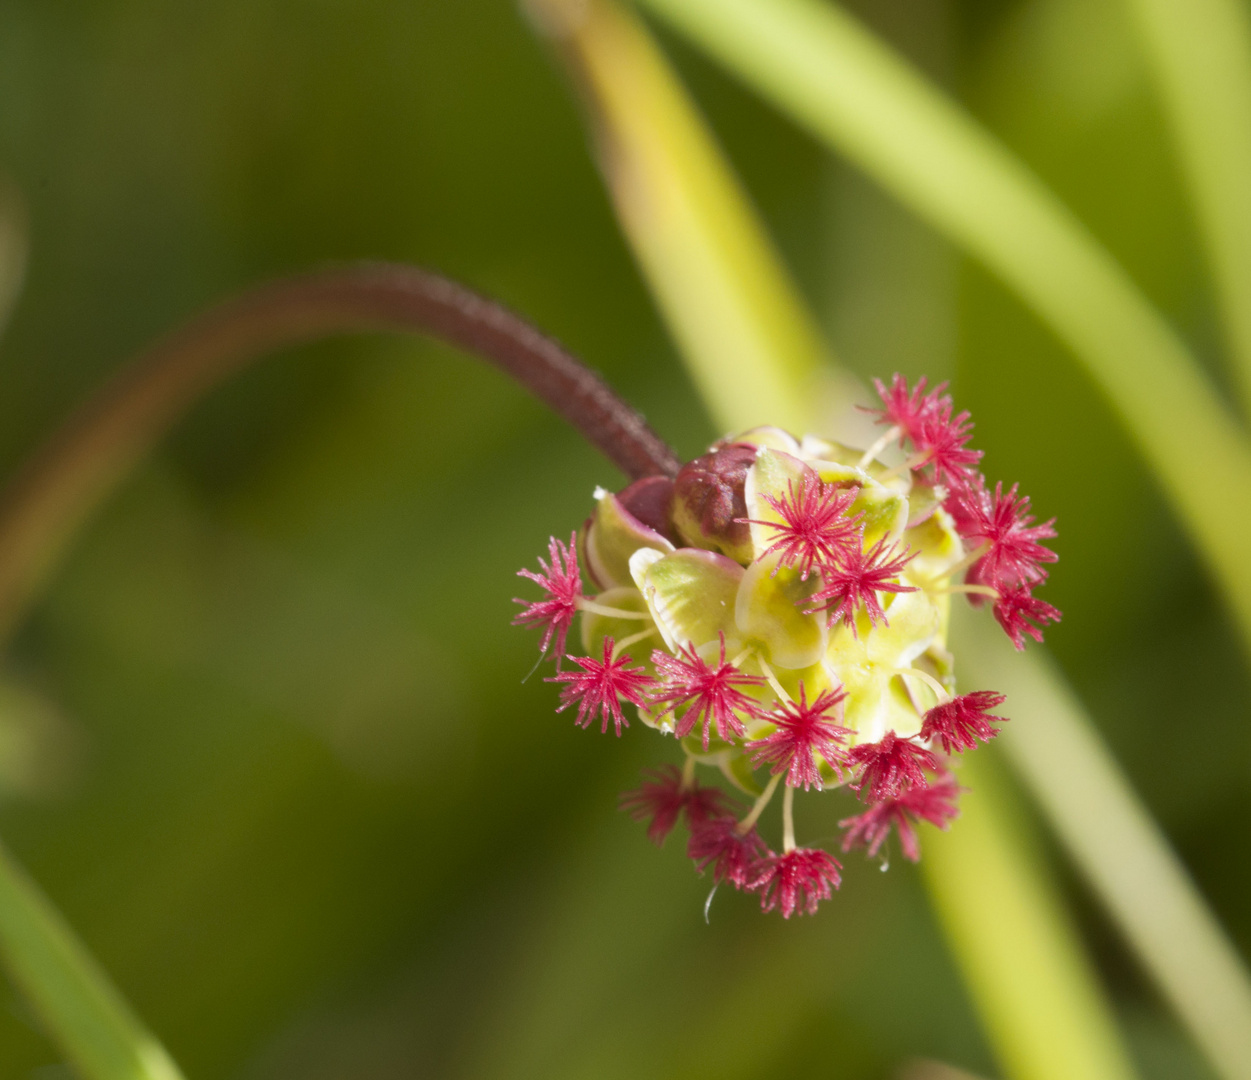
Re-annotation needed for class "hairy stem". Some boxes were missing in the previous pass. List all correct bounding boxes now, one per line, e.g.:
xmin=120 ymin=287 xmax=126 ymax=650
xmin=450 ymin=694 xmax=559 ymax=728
xmin=0 ymin=262 xmax=679 ymax=644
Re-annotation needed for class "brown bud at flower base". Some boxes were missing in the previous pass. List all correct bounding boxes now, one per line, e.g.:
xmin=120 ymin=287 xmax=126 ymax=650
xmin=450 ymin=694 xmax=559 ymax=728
xmin=671 ymin=444 xmax=758 ymax=563
xmin=616 ymin=475 xmax=679 ymax=545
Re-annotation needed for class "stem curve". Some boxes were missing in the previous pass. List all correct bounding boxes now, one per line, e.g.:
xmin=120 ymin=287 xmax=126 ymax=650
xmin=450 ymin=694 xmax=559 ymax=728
xmin=0 ymin=262 xmax=681 ymax=641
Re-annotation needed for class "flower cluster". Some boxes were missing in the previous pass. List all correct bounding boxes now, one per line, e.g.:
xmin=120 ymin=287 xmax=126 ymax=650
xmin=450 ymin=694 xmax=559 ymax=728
xmin=514 ymin=377 xmax=1057 ymax=916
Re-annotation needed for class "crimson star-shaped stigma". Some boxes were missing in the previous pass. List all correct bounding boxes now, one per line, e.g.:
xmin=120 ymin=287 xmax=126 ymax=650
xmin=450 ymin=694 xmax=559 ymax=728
xmin=650 ymin=635 xmax=764 ymax=749
xmin=847 ymin=731 xmax=939 ymax=801
xmin=744 ymin=469 xmax=861 ymax=580
xmin=913 ymin=399 xmax=982 ymax=485
xmin=805 ymin=534 xmax=916 ymax=632
xmin=547 ymin=637 xmax=653 ymax=736
xmin=687 ymin=815 xmax=771 ymax=890
xmin=746 ymin=684 xmax=851 ymax=790
xmin=956 ymin=480 xmax=1058 ymax=591
xmin=619 ymin=765 xmax=735 ymax=846
xmin=994 ymin=585 xmax=1062 ymax=651
xmin=921 ymin=691 xmax=1008 ymax=754
xmin=513 ymin=532 xmax=583 ymax=667
xmin=841 ymin=778 xmax=961 ymax=863
xmin=866 ymin=374 xmax=947 ymax=446
xmin=750 ymin=847 xmax=842 ymax=918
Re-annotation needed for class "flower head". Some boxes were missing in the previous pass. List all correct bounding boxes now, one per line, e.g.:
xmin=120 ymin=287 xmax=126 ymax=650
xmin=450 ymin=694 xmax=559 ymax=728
xmin=747 ymin=685 xmax=851 ymax=790
xmin=650 ymin=634 xmax=764 ymax=749
xmin=994 ymin=586 xmax=1063 ymax=651
xmin=805 ymin=535 xmax=916 ymax=632
xmin=619 ymin=765 xmax=735 ymax=846
xmin=513 ymin=532 xmax=583 ymax=666
xmin=745 ymin=469 xmax=861 ymax=579
xmin=867 ymin=374 xmax=946 ymax=445
xmin=519 ymin=383 xmax=1054 ymax=916
xmin=921 ymin=691 xmax=1007 ymax=754
xmin=847 ymin=731 xmax=939 ymax=801
xmin=956 ymin=481 xmax=1057 ymax=591
xmin=688 ymin=815 xmax=770 ymax=889
xmin=751 ymin=847 xmax=842 ymax=917
xmin=547 ymin=637 xmax=653 ymax=735
xmin=841 ymin=779 xmax=962 ymax=862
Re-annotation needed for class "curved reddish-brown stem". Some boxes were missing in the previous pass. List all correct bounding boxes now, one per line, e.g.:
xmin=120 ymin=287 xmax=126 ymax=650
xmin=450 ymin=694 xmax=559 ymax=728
xmin=0 ymin=262 xmax=681 ymax=641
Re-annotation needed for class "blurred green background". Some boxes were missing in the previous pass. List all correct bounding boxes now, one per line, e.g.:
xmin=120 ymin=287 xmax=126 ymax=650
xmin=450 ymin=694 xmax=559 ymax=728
xmin=0 ymin=1 xmax=1244 ymax=1077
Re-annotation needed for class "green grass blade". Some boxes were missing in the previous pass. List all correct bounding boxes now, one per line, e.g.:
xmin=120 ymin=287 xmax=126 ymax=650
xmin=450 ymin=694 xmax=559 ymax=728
xmin=1124 ymin=0 xmax=1251 ymax=419
xmin=524 ymin=0 xmax=840 ymax=434
xmin=529 ymin=4 xmax=1139 ymax=1076
xmin=0 ymin=841 xmax=186 ymax=1080
xmin=633 ymin=0 xmax=1251 ymax=657
xmin=955 ymin=610 xmax=1251 ymax=1080
xmin=921 ymin=754 xmax=1137 ymax=1080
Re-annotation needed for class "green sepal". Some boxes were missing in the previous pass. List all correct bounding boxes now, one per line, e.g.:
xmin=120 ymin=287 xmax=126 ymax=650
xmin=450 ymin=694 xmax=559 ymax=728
xmin=720 ymin=750 xmax=764 ymax=796
xmin=632 ymin=547 xmax=743 ymax=653
xmin=584 ymin=488 xmax=675 ymax=589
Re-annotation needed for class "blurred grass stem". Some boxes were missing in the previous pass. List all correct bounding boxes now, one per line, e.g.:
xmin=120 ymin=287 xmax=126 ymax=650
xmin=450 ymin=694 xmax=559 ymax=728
xmin=632 ymin=0 xmax=1251 ymax=660
xmin=1124 ymin=0 xmax=1251 ymax=418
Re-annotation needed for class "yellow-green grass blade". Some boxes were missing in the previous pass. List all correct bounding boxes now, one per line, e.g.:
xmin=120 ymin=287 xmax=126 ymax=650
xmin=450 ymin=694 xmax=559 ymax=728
xmin=955 ymin=609 xmax=1251 ymax=1080
xmin=524 ymin=0 xmax=839 ymax=435
xmin=1124 ymin=0 xmax=1251 ymax=419
xmin=0 ymin=841 xmax=186 ymax=1080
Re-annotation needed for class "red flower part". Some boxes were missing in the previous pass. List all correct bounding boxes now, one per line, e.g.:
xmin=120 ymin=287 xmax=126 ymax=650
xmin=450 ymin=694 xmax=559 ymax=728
xmin=746 ymin=684 xmax=851 ymax=790
xmin=840 ymin=778 xmax=962 ymax=862
xmin=847 ymin=731 xmax=939 ymax=801
xmin=805 ymin=534 xmax=916 ymax=632
xmin=513 ymin=532 xmax=584 ymax=667
xmin=750 ymin=847 xmax=842 ymax=917
xmin=960 ymin=482 xmax=1057 ymax=590
xmin=913 ymin=399 xmax=982 ymax=485
xmin=650 ymin=635 xmax=765 ymax=750
xmin=920 ymin=691 xmax=1008 ymax=754
xmin=619 ymin=765 xmax=736 ymax=846
xmin=867 ymin=374 xmax=947 ymax=446
xmin=994 ymin=585 xmax=1062 ymax=650
xmin=547 ymin=637 xmax=653 ymax=735
xmin=744 ymin=469 xmax=861 ymax=580
xmin=687 ymin=815 xmax=771 ymax=890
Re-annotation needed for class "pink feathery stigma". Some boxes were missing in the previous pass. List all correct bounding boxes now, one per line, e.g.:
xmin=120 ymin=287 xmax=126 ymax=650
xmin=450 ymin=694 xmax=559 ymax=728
xmin=745 ymin=469 xmax=861 ymax=580
xmin=688 ymin=815 xmax=771 ymax=890
xmin=867 ymin=374 xmax=947 ymax=445
xmin=847 ymin=731 xmax=939 ymax=802
xmin=959 ymin=481 xmax=1058 ymax=590
xmin=619 ymin=765 xmax=735 ymax=846
xmin=805 ymin=534 xmax=916 ymax=632
xmin=912 ymin=399 xmax=982 ymax=485
xmin=840 ymin=778 xmax=962 ymax=863
xmin=750 ymin=847 xmax=842 ymax=918
xmin=747 ymin=684 xmax=851 ymax=790
xmin=513 ymin=532 xmax=584 ymax=667
xmin=920 ymin=691 xmax=1008 ymax=754
xmin=547 ymin=637 xmax=653 ymax=736
xmin=994 ymin=586 xmax=1063 ymax=651
xmin=650 ymin=634 xmax=764 ymax=749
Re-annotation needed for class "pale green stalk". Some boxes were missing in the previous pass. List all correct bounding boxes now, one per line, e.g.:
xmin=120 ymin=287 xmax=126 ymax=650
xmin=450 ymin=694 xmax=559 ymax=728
xmin=529 ymin=4 xmax=1138 ymax=1077
xmin=0 ymin=841 xmax=186 ymax=1080
xmin=921 ymin=753 xmax=1135 ymax=1080
xmin=1124 ymin=0 xmax=1251 ymax=418
xmin=633 ymin=0 xmax=1251 ymax=659
xmin=954 ymin=609 xmax=1251 ymax=1080
xmin=523 ymin=0 xmax=837 ymax=433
